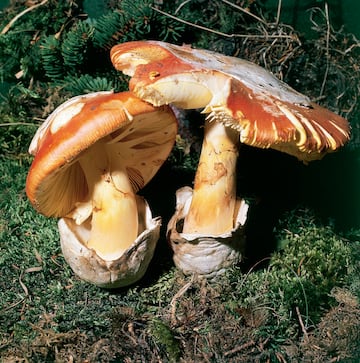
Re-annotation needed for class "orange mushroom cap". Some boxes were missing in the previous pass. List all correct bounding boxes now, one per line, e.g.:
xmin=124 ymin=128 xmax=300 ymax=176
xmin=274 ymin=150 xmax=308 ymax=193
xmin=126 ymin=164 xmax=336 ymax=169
xmin=111 ymin=41 xmax=350 ymax=162
xmin=26 ymin=90 xmax=178 ymax=217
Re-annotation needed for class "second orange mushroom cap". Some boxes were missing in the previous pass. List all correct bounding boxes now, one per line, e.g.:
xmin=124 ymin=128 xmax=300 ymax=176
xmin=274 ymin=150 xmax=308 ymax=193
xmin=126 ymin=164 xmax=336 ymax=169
xmin=110 ymin=40 xmax=350 ymax=162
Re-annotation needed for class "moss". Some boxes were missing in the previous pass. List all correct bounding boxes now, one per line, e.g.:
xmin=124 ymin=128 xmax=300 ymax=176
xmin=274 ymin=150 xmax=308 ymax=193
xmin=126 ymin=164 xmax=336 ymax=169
xmin=149 ymin=318 xmax=181 ymax=362
xmin=0 ymin=156 xmax=359 ymax=360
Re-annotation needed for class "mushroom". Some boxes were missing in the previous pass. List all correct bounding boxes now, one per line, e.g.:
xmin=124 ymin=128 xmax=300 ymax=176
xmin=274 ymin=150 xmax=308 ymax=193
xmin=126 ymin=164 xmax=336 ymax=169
xmin=110 ymin=41 xmax=351 ymax=276
xmin=26 ymin=90 xmax=178 ymax=287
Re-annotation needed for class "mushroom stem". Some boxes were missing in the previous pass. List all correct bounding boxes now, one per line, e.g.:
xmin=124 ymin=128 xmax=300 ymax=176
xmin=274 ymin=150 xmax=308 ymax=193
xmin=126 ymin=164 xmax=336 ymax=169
xmin=75 ymin=142 xmax=138 ymax=260
xmin=183 ymin=121 xmax=239 ymax=235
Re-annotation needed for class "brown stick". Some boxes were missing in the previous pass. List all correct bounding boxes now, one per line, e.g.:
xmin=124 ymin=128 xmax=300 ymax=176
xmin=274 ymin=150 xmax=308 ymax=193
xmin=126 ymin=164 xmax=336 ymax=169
xmin=224 ymin=340 xmax=256 ymax=357
xmin=295 ymin=306 xmax=309 ymax=343
xmin=1 ymin=0 xmax=49 ymax=35
xmin=151 ymin=6 xmax=295 ymax=40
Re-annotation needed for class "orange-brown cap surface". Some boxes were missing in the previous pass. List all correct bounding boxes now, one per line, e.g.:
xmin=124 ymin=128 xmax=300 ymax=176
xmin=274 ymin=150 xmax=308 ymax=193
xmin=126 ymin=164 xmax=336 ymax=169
xmin=111 ymin=41 xmax=350 ymax=161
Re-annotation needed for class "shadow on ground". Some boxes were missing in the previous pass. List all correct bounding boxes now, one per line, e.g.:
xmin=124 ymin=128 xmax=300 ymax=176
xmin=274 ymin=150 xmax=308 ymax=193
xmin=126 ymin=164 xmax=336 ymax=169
xmin=138 ymin=145 xmax=359 ymax=278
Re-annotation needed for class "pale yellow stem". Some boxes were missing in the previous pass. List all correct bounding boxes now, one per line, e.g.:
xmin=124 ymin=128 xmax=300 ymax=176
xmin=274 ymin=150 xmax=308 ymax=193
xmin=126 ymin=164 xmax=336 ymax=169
xmin=183 ymin=121 xmax=239 ymax=235
xmin=77 ymin=142 xmax=138 ymax=260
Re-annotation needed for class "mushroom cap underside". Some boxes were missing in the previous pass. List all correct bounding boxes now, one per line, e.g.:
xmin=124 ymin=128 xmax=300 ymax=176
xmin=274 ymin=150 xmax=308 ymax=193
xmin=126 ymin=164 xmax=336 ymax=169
xmin=111 ymin=41 xmax=350 ymax=161
xmin=26 ymin=91 xmax=178 ymax=217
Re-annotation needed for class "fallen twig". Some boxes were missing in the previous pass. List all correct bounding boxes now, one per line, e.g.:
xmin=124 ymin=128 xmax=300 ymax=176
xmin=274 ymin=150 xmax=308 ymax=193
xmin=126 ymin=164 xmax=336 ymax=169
xmin=224 ymin=340 xmax=256 ymax=357
xmin=0 ymin=122 xmax=38 ymax=127
xmin=295 ymin=306 xmax=309 ymax=343
xmin=151 ymin=6 xmax=295 ymax=40
xmin=1 ymin=297 xmax=26 ymax=313
xmin=170 ymin=277 xmax=194 ymax=325
xmin=220 ymin=0 xmax=267 ymax=25
xmin=1 ymin=0 xmax=49 ymax=35
xmin=319 ymin=3 xmax=330 ymax=97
